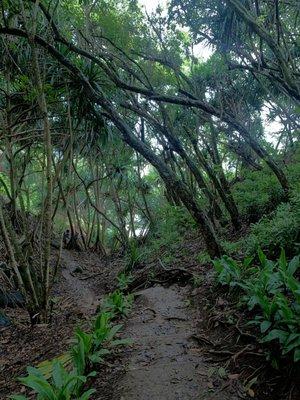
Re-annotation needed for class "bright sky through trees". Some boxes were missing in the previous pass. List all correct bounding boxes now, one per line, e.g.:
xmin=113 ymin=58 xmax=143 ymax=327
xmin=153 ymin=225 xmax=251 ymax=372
xmin=139 ymin=0 xmax=213 ymax=59
xmin=139 ymin=0 xmax=166 ymax=12
xmin=139 ymin=0 xmax=280 ymax=144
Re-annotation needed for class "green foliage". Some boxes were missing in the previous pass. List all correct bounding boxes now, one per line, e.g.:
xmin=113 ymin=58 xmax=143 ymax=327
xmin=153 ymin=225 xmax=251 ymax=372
xmin=223 ymin=193 xmax=300 ymax=258
xmin=196 ymin=251 xmax=211 ymax=265
xmin=142 ymin=204 xmax=195 ymax=264
xmin=213 ymin=256 xmax=254 ymax=287
xmin=101 ymin=291 xmax=134 ymax=317
xmin=12 ymin=289 xmax=133 ymax=399
xmin=232 ymin=168 xmax=284 ymax=221
xmin=117 ymin=272 xmax=133 ymax=291
xmin=71 ymin=329 xmax=93 ymax=375
xmin=11 ymin=362 xmax=96 ymax=400
xmin=213 ymin=249 xmax=300 ymax=362
xmin=125 ymin=241 xmax=144 ymax=271
xmin=245 ymin=197 xmax=300 ymax=257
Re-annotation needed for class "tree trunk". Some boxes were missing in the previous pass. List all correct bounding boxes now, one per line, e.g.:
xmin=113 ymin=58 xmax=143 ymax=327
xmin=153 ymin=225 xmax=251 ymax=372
xmin=106 ymin=109 xmax=222 ymax=257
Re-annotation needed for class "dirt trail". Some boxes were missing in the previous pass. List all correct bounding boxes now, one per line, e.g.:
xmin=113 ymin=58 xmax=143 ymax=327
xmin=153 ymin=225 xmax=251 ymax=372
xmin=2 ymin=250 xmax=240 ymax=399
xmin=111 ymin=285 xmax=239 ymax=400
xmin=58 ymin=253 xmax=240 ymax=399
xmin=59 ymin=250 xmax=100 ymax=314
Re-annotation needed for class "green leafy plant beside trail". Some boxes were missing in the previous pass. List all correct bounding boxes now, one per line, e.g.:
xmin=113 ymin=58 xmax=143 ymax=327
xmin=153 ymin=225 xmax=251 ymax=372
xmin=124 ymin=240 xmax=146 ymax=272
xmin=72 ymin=311 xmax=132 ymax=370
xmin=101 ymin=290 xmax=134 ymax=317
xmin=11 ymin=363 xmax=96 ymax=400
xmin=117 ymin=272 xmax=133 ymax=291
xmin=11 ymin=290 xmax=134 ymax=400
xmin=213 ymin=249 xmax=300 ymax=363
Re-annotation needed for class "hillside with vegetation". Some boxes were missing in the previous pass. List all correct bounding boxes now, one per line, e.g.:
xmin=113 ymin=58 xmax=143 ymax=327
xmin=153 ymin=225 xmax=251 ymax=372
xmin=0 ymin=0 xmax=299 ymax=399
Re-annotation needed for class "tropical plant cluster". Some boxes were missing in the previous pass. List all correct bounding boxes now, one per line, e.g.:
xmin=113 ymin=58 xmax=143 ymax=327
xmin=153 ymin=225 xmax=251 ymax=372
xmin=213 ymin=250 xmax=300 ymax=363
xmin=11 ymin=274 xmax=134 ymax=400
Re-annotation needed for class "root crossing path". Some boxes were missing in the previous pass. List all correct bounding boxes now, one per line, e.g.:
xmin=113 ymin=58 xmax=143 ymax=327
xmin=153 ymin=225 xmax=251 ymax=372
xmin=111 ymin=285 xmax=239 ymax=400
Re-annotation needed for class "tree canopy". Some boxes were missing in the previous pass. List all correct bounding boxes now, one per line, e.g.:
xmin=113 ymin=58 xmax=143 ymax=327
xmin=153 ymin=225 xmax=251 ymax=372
xmin=0 ymin=0 xmax=299 ymax=318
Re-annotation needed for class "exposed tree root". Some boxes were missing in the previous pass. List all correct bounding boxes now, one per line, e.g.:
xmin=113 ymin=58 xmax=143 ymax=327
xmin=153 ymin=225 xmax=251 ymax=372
xmin=126 ymin=267 xmax=194 ymax=292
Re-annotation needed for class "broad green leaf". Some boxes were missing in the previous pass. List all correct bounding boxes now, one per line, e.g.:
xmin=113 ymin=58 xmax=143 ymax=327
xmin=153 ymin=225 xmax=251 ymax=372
xmin=260 ymin=320 xmax=272 ymax=333
xmin=287 ymin=256 xmax=300 ymax=276
xmin=19 ymin=376 xmax=56 ymax=400
xmin=79 ymin=388 xmax=97 ymax=400
xmin=262 ymin=329 xmax=289 ymax=344
xmin=278 ymin=248 xmax=287 ymax=271
xmin=293 ymin=348 xmax=300 ymax=362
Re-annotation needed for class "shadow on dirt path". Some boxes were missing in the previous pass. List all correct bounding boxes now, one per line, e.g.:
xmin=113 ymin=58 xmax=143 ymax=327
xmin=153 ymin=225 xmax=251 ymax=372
xmin=111 ymin=285 xmax=239 ymax=400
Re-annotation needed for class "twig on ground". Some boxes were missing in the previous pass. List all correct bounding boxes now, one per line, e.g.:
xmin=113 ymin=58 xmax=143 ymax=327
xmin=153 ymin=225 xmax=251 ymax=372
xmin=190 ymin=334 xmax=215 ymax=346
xmin=232 ymin=344 xmax=253 ymax=363
xmin=235 ymin=317 xmax=257 ymax=341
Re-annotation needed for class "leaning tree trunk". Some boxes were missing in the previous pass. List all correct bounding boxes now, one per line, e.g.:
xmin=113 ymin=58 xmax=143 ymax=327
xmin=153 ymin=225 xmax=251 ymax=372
xmin=105 ymin=107 xmax=223 ymax=258
xmin=2 ymin=28 xmax=223 ymax=258
xmin=189 ymin=135 xmax=240 ymax=229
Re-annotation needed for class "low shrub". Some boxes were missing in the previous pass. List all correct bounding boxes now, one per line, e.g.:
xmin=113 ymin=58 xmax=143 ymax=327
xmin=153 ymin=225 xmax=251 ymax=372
xmin=117 ymin=272 xmax=133 ymax=291
xmin=245 ymin=195 xmax=300 ymax=257
xmin=101 ymin=290 xmax=134 ymax=317
xmin=222 ymin=193 xmax=300 ymax=258
xmin=141 ymin=204 xmax=195 ymax=264
xmin=232 ymin=168 xmax=284 ymax=222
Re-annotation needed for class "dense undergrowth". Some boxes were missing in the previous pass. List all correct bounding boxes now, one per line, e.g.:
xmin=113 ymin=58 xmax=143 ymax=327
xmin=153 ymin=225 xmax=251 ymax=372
xmin=130 ymin=156 xmax=300 ymax=371
xmin=223 ymin=151 xmax=300 ymax=258
xmin=137 ymin=154 xmax=300 ymax=265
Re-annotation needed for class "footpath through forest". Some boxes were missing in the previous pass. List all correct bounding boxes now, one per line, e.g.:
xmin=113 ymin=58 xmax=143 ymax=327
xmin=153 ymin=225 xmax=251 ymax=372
xmin=109 ymin=285 xmax=238 ymax=400
xmin=1 ymin=249 xmax=299 ymax=400
xmin=56 ymin=251 xmax=243 ymax=399
xmin=50 ymin=250 xmax=239 ymax=399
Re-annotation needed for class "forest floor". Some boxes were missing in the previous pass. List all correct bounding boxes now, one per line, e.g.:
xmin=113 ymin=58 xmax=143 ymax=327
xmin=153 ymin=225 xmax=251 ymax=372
xmin=1 ymin=242 xmax=299 ymax=400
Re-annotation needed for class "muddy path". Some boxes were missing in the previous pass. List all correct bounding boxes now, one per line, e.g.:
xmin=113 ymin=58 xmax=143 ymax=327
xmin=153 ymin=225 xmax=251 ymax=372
xmin=108 ymin=285 xmax=239 ymax=400
xmin=59 ymin=250 xmax=100 ymax=314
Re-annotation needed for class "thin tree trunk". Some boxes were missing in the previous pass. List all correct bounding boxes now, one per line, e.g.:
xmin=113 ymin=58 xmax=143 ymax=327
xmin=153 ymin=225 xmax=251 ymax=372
xmin=30 ymin=45 xmax=53 ymax=319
